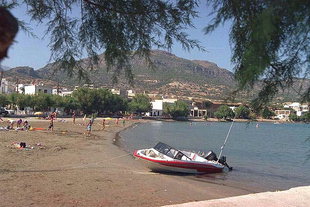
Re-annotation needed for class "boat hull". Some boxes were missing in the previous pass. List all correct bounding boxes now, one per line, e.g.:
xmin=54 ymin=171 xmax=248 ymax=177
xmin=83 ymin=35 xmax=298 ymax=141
xmin=134 ymin=150 xmax=223 ymax=174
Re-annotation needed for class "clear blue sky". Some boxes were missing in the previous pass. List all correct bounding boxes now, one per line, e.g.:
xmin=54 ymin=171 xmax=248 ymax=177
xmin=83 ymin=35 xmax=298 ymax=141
xmin=2 ymin=3 xmax=233 ymax=71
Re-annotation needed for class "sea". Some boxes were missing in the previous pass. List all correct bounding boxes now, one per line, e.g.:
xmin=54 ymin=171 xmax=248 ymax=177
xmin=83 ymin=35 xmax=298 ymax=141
xmin=118 ymin=121 xmax=310 ymax=192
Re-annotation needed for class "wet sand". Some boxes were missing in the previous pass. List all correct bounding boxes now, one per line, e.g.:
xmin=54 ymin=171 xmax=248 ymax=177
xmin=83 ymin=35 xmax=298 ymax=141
xmin=1 ymin=117 xmax=254 ymax=207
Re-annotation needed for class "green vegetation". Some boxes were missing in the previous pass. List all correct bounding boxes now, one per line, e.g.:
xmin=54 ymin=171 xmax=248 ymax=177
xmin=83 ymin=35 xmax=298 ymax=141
xmin=234 ymin=105 xmax=250 ymax=119
xmin=0 ymin=88 xmax=128 ymax=115
xmin=206 ymin=0 xmax=310 ymax=106
xmin=0 ymin=94 xmax=9 ymax=107
xmin=261 ymin=107 xmax=275 ymax=119
xmin=1 ymin=1 xmax=200 ymax=82
xmin=164 ymin=100 xmax=189 ymax=119
xmin=2 ymin=1 xmax=309 ymax=104
xmin=289 ymin=112 xmax=310 ymax=123
xmin=214 ymin=105 xmax=235 ymax=120
xmin=128 ymin=94 xmax=152 ymax=114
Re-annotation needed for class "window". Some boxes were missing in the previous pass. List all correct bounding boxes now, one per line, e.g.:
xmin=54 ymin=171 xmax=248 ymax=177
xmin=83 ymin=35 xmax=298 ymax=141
xmin=44 ymin=89 xmax=48 ymax=93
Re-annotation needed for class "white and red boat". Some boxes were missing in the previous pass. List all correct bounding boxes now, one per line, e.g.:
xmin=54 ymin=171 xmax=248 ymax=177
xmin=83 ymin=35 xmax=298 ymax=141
xmin=133 ymin=142 xmax=232 ymax=174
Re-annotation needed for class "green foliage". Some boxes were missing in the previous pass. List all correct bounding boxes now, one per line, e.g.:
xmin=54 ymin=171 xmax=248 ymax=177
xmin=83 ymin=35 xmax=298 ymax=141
xmin=128 ymin=94 xmax=151 ymax=114
xmin=261 ymin=107 xmax=275 ymax=119
xmin=4 ymin=0 xmax=201 ymax=82
xmin=62 ymin=96 xmax=80 ymax=112
xmin=290 ymin=112 xmax=310 ymax=123
xmin=234 ymin=105 xmax=250 ymax=119
xmin=301 ymin=112 xmax=310 ymax=122
xmin=214 ymin=105 xmax=234 ymax=119
xmin=289 ymin=113 xmax=299 ymax=122
xmin=0 ymin=94 xmax=9 ymax=107
xmin=205 ymin=0 xmax=310 ymax=106
xmin=0 ymin=88 xmax=126 ymax=114
xmin=203 ymin=100 xmax=213 ymax=109
xmin=33 ymin=93 xmax=54 ymax=111
xmin=72 ymin=88 xmax=127 ymax=114
xmin=7 ymin=93 xmax=19 ymax=108
xmin=164 ymin=100 xmax=189 ymax=119
xmin=204 ymin=114 xmax=208 ymax=120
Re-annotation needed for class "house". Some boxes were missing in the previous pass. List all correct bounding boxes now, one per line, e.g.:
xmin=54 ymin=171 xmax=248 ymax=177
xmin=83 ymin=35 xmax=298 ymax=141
xmin=147 ymin=100 xmax=163 ymax=116
xmin=0 ymin=78 xmax=15 ymax=94
xmin=274 ymin=110 xmax=292 ymax=120
xmin=190 ymin=101 xmax=207 ymax=118
xmin=127 ymin=90 xmax=135 ymax=98
xmin=19 ymin=84 xmax=53 ymax=95
xmin=284 ymin=102 xmax=309 ymax=116
xmin=111 ymin=88 xmax=127 ymax=98
xmin=52 ymin=88 xmax=73 ymax=96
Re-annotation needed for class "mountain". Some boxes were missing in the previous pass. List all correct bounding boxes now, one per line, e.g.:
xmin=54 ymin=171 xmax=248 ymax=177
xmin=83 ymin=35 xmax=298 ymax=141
xmin=2 ymin=50 xmax=309 ymax=102
xmin=0 ymin=65 xmax=11 ymax=71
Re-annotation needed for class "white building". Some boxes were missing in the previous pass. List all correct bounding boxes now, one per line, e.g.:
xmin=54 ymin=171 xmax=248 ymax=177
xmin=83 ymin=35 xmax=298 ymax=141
xmin=52 ymin=88 xmax=73 ymax=96
xmin=162 ymin=98 xmax=178 ymax=103
xmin=148 ymin=100 xmax=163 ymax=116
xmin=284 ymin=102 xmax=309 ymax=116
xmin=127 ymin=90 xmax=135 ymax=98
xmin=19 ymin=84 xmax=53 ymax=95
xmin=0 ymin=78 xmax=15 ymax=94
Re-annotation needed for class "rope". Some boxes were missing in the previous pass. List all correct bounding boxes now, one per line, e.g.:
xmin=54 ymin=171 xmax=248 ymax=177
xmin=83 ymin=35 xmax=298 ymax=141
xmin=218 ymin=121 xmax=234 ymax=159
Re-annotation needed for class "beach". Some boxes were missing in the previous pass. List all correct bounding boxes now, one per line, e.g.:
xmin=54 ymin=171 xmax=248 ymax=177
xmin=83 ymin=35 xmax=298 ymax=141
xmin=0 ymin=118 xmax=270 ymax=206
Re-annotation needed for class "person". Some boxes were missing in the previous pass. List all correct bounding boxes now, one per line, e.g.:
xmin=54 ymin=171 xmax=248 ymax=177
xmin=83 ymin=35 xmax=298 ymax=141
xmin=72 ymin=111 xmax=76 ymax=124
xmin=122 ymin=119 xmax=125 ymax=126
xmin=86 ymin=119 xmax=93 ymax=136
xmin=16 ymin=118 xmax=22 ymax=128
xmin=52 ymin=111 xmax=57 ymax=120
xmin=7 ymin=119 xmax=15 ymax=129
xmin=115 ymin=118 xmax=119 ymax=125
xmin=102 ymin=119 xmax=105 ymax=130
xmin=48 ymin=117 xmax=54 ymax=131
xmin=23 ymin=120 xmax=30 ymax=130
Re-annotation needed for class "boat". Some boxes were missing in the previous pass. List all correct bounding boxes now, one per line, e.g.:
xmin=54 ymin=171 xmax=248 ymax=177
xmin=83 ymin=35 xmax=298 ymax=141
xmin=133 ymin=142 xmax=232 ymax=174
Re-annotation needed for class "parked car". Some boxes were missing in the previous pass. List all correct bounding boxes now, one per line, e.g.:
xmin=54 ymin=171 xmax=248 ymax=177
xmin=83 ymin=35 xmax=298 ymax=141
xmin=4 ymin=108 xmax=15 ymax=115
xmin=0 ymin=107 xmax=9 ymax=116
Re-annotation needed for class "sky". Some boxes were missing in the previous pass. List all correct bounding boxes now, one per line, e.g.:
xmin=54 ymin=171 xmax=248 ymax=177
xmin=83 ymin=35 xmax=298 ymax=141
xmin=1 ymin=2 xmax=233 ymax=71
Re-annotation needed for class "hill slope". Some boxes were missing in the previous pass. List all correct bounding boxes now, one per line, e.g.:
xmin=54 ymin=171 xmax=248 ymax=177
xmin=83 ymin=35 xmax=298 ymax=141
xmin=3 ymin=50 xmax=309 ymax=101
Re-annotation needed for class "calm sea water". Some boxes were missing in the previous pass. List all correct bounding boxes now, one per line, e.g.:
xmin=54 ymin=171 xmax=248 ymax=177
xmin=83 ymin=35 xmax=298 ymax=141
xmin=119 ymin=121 xmax=310 ymax=191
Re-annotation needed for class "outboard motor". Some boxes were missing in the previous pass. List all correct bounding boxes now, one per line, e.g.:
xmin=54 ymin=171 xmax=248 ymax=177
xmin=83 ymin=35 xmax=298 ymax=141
xmin=218 ymin=156 xmax=233 ymax=171
xmin=205 ymin=151 xmax=218 ymax=161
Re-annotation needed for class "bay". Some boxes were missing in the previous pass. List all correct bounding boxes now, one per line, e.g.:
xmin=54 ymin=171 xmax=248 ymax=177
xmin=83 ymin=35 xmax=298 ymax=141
xmin=119 ymin=121 xmax=310 ymax=191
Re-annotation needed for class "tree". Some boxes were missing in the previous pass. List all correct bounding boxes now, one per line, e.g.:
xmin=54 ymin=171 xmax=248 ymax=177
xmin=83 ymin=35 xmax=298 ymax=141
xmin=260 ymin=107 xmax=275 ymax=119
xmin=164 ymin=100 xmax=189 ymax=119
xmin=1 ymin=1 xmax=200 ymax=82
xmin=0 ymin=94 xmax=9 ymax=107
xmin=72 ymin=88 xmax=98 ymax=114
xmin=62 ymin=96 xmax=80 ymax=113
xmin=214 ymin=105 xmax=234 ymax=120
xmin=234 ymin=105 xmax=250 ymax=119
xmin=33 ymin=94 xmax=54 ymax=111
xmin=300 ymin=112 xmax=310 ymax=123
xmin=289 ymin=113 xmax=299 ymax=122
xmin=0 ymin=7 xmax=18 ymax=60
xmin=205 ymin=0 xmax=310 ymax=107
xmin=128 ymin=94 xmax=151 ymax=114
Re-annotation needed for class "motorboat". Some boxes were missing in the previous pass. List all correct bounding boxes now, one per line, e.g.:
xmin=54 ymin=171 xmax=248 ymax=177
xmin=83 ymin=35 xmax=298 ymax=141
xmin=133 ymin=142 xmax=232 ymax=174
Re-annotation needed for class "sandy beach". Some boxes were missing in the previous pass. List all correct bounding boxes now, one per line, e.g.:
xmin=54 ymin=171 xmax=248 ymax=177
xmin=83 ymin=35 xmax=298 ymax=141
xmin=1 ymin=117 xmax=258 ymax=207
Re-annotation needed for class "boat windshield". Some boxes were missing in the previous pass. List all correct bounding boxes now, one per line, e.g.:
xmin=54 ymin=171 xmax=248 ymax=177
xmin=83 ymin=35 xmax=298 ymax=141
xmin=154 ymin=142 xmax=191 ymax=160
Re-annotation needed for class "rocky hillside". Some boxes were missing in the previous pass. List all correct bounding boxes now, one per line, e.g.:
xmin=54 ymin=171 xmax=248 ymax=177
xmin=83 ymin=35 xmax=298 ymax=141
xmin=3 ymin=50 xmax=309 ymax=101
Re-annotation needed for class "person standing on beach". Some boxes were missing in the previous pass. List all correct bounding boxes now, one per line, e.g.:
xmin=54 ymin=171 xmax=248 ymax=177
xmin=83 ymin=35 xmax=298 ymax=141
xmin=86 ymin=119 xmax=93 ymax=136
xmin=72 ymin=111 xmax=76 ymax=124
xmin=122 ymin=119 xmax=125 ymax=127
xmin=102 ymin=119 xmax=106 ymax=130
xmin=48 ymin=118 xmax=54 ymax=131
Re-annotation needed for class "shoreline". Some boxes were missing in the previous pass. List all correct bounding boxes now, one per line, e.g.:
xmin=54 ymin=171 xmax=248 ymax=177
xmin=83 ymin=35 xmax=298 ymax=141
xmin=0 ymin=117 xmax=301 ymax=206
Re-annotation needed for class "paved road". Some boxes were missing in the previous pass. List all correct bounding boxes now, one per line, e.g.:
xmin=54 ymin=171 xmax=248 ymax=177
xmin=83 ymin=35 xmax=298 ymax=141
xmin=163 ymin=186 xmax=310 ymax=207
